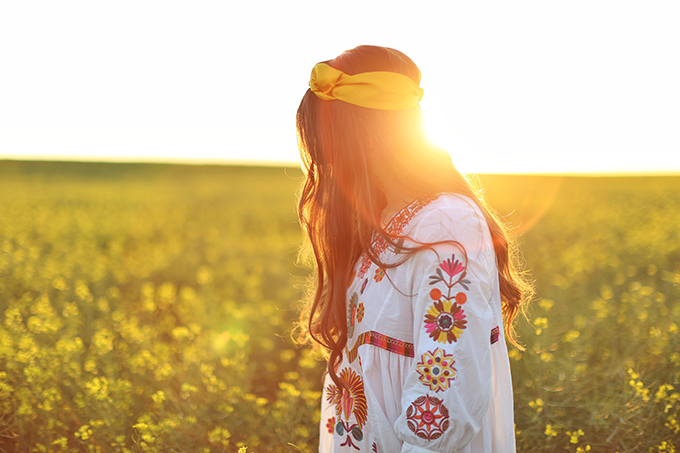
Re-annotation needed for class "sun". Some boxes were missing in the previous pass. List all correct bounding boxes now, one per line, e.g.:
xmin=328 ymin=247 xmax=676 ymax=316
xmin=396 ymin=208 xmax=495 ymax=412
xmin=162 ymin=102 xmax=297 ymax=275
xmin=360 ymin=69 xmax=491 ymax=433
xmin=421 ymin=106 xmax=479 ymax=174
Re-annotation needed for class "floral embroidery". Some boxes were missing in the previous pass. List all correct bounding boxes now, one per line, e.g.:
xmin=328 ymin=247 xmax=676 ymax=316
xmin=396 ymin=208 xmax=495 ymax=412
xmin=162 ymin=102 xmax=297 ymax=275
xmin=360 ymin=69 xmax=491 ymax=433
xmin=361 ymin=278 xmax=368 ymax=294
xmin=372 ymin=442 xmax=378 ymax=452
xmin=326 ymin=368 xmax=368 ymax=450
xmin=424 ymin=252 xmax=469 ymax=343
xmin=357 ymin=258 xmax=372 ymax=280
xmin=416 ymin=349 xmax=457 ymax=392
xmin=326 ymin=416 xmax=335 ymax=434
xmin=335 ymin=420 xmax=363 ymax=450
xmin=406 ymin=394 xmax=450 ymax=441
xmin=440 ymin=256 xmax=464 ymax=278
xmin=383 ymin=194 xmax=438 ymax=244
xmin=348 ymin=293 xmax=358 ymax=338
xmin=429 ymin=253 xmax=471 ymax=293
xmin=374 ymin=267 xmax=385 ymax=282
xmin=357 ymin=303 xmax=365 ymax=323
xmin=424 ymin=299 xmax=467 ymax=344
xmin=357 ymin=195 xmax=439 ymax=279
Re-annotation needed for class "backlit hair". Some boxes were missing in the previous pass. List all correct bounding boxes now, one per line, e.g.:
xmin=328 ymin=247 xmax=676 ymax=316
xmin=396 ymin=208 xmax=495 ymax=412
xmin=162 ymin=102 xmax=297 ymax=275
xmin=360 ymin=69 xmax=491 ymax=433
xmin=295 ymin=45 xmax=533 ymax=392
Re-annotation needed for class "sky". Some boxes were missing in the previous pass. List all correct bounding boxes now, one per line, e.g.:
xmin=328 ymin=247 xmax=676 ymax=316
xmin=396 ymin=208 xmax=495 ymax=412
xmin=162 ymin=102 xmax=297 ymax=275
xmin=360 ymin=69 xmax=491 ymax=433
xmin=1 ymin=0 xmax=679 ymax=174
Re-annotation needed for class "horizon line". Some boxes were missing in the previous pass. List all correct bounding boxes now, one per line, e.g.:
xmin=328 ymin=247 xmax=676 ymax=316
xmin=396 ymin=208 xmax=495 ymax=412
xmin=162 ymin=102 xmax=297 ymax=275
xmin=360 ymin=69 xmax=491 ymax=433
xmin=1 ymin=155 xmax=679 ymax=177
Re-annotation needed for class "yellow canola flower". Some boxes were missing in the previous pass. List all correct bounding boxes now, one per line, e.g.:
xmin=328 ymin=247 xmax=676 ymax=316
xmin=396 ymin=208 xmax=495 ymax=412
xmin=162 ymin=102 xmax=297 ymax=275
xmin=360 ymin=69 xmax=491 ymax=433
xmin=540 ymin=352 xmax=554 ymax=363
xmin=538 ymin=299 xmax=554 ymax=311
xmin=74 ymin=425 xmax=93 ymax=441
xmin=544 ymin=424 xmax=558 ymax=437
xmin=279 ymin=382 xmax=301 ymax=398
xmin=658 ymin=441 xmax=676 ymax=452
xmin=151 ymin=390 xmax=166 ymax=404
xmin=656 ymin=384 xmax=675 ymax=402
xmin=280 ymin=349 xmax=296 ymax=362
xmin=529 ymin=398 xmax=544 ymax=413
xmin=51 ymin=437 xmax=68 ymax=447
xmin=534 ymin=317 xmax=548 ymax=328
xmin=566 ymin=428 xmax=584 ymax=444
xmin=508 ymin=349 xmax=522 ymax=361
xmin=563 ymin=330 xmax=580 ymax=342
xmin=208 ymin=427 xmax=232 ymax=447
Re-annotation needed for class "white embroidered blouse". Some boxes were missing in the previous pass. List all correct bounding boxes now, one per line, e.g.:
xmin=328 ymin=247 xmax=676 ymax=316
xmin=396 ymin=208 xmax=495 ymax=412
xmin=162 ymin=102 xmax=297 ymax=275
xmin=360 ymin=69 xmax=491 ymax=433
xmin=318 ymin=193 xmax=516 ymax=453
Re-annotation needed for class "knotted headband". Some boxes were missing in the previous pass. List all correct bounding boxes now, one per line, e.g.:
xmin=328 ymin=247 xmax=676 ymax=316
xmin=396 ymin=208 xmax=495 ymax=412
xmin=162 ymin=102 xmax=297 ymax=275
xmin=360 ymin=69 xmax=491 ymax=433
xmin=309 ymin=63 xmax=424 ymax=110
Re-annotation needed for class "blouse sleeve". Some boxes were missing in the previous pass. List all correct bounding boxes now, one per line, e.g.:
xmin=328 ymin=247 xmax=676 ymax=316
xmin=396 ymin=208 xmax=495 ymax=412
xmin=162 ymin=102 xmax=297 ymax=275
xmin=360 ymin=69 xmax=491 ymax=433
xmin=394 ymin=200 xmax=497 ymax=452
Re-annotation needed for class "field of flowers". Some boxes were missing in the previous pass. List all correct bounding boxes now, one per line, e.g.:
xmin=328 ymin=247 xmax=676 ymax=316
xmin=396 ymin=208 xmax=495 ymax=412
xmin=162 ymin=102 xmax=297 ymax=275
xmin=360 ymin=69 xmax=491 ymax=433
xmin=0 ymin=160 xmax=678 ymax=452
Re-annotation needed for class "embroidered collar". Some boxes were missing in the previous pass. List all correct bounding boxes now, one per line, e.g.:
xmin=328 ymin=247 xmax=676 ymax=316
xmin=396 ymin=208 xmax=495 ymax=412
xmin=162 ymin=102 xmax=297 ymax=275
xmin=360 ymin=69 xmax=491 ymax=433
xmin=356 ymin=194 xmax=440 ymax=280
xmin=382 ymin=194 xmax=440 ymax=239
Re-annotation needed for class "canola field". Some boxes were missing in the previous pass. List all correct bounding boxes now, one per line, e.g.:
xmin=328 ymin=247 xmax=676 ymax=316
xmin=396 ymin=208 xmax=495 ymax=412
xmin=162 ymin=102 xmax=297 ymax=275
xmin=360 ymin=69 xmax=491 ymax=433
xmin=0 ymin=161 xmax=678 ymax=452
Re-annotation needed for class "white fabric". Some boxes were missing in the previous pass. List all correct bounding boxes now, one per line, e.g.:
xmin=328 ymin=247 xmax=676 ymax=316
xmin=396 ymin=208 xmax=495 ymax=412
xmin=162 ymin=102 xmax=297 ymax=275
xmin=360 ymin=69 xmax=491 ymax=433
xmin=319 ymin=194 xmax=516 ymax=453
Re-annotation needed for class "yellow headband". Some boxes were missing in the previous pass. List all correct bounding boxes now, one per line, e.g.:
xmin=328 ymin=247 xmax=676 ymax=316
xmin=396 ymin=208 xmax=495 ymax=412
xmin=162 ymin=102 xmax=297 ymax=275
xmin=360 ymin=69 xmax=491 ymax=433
xmin=309 ymin=63 xmax=424 ymax=110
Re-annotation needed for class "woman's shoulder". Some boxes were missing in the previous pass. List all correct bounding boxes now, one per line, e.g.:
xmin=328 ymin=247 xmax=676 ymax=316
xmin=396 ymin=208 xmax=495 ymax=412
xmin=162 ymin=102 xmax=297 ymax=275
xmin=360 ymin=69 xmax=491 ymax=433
xmin=400 ymin=192 xmax=497 ymax=291
xmin=407 ymin=193 xmax=488 ymax=240
xmin=424 ymin=192 xmax=484 ymax=215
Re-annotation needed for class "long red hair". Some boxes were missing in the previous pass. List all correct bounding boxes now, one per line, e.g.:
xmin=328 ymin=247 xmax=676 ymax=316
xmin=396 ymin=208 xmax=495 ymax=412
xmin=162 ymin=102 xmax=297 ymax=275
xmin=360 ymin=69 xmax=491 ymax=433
xmin=295 ymin=45 xmax=532 ymax=391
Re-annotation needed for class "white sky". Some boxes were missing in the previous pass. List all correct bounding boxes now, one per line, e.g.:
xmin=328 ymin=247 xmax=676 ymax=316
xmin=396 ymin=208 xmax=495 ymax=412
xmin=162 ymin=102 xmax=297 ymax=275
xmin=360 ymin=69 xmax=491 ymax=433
xmin=1 ymin=0 xmax=679 ymax=174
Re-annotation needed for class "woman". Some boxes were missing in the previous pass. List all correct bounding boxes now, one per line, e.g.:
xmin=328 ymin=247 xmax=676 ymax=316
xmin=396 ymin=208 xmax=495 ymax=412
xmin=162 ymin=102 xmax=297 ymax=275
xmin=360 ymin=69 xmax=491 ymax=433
xmin=296 ymin=45 xmax=532 ymax=452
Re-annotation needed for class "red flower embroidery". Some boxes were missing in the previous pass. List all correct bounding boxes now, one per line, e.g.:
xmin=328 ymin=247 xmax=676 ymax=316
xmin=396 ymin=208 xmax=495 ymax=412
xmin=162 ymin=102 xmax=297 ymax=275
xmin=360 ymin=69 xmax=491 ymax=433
xmin=440 ymin=257 xmax=464 ymax=278
xmin=357 ymin=303 xmax=365 ymax=323
xmin=326 ymin=417 xmax=335 ymax=434
xmin=429 ymin=253 xmax=471 ymax=295
xmin=406 ymin=394 xmax=450 ymax=441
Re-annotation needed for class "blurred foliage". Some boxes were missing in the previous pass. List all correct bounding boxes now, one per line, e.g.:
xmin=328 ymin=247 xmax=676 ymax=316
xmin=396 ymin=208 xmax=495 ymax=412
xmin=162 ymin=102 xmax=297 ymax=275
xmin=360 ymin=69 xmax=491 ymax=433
xmin=482 ymin=174 xmax=680 ymax=452
xmin=0 ymin=161 xmax=678 ymax=452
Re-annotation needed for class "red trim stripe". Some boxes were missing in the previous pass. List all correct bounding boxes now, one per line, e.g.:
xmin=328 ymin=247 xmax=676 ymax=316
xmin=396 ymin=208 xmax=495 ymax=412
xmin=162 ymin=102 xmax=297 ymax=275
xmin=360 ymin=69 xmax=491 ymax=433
xmin=347 ymin=331 xmax=415 ymax=363
xmin=348 ymin=326 xmax=501 ymax=363
xmin=490 ymin=326 xmax=500 ymax=344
